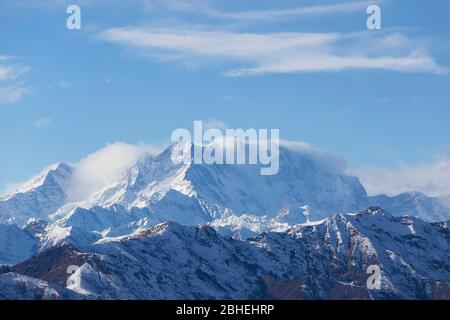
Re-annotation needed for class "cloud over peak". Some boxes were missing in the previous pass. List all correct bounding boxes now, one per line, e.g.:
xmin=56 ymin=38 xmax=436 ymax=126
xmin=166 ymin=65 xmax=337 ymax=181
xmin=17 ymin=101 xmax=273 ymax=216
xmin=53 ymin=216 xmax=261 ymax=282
xmin=67 ymin=142 xmax=161 ymax=201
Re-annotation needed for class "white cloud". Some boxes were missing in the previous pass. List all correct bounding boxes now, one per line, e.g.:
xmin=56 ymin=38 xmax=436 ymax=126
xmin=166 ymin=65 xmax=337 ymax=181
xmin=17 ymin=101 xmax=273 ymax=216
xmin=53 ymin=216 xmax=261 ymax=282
xmin=201 ymin=1 xmax=376 ymax=21
xmin=349 ymin=158 xmax=450 ymax=197
xmin=57 ymin=80 xmax=74 ymax=90
xmin=227 ymin=51 xmax=445 ymax=77
xmin=152 ymin=0 xmax=379 ymax=22
xmin=204 ymin=119 xmax=228 ymax=130
xmin=0 ymin=55 xmax=15 ymax=61
xmin=0 ymin=84 xmax=32 ymax=104
xmin=0 ymin=66 xmax=12 ymax=80
xmin=67 ymin=142 xmax=162 ymax=201
xmin=0 ymin=181 xmax=24 ymax=198
xmin=97 ymin=27 xmax=448 ymax=76
xmin=0 ymin=55 xmax=32 ymax=104
xmin=0 ymin=64 xmax=29 ymax=81
xmin=35 ymin=117 xmax=52 ymax=128
xmin=3 ymin=0 xmax=370 ymax=16
xmin=280 ymin=140 xmax=347 ymax=174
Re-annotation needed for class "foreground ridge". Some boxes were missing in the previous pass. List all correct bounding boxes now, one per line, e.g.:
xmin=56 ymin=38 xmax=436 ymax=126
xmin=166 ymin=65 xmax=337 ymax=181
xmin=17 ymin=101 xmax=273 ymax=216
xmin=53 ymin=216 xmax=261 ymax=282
xmin=1 ymin=208 xmax=449 ymax=300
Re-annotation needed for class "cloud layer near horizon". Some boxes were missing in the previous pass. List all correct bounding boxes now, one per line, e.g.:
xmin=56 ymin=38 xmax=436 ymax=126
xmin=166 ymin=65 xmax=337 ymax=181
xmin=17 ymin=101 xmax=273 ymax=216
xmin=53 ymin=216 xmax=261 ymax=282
xmin=349 ymin=158 xmax=450 ymax=197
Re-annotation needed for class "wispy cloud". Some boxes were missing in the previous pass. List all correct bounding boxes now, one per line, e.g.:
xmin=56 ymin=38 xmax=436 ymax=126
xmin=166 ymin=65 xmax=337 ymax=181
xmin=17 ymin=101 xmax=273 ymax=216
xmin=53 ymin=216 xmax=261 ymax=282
xmin=0 ymin=55 xmax=15 ymax=61
xmin=0 ymin=84 xmax=32 ymax=104
xmin=0 ymin=63 xmax=29 ymax=81
xmin=0 ymin=55 xmax=32 ymax=104
xmin=177 ymin=0 xmax=377 ymax=22
xmin=35 ymin=117 xmax=52 ymax=128
xmin=97 ymin=27 xmax=448 ymax=76
xmin=349 ymin=158 xmax=450 ymax=197
xmin=204 ymin=118 xmax=228 ymax=130
xmin=57 ymin=80 xmax=74 ymax=90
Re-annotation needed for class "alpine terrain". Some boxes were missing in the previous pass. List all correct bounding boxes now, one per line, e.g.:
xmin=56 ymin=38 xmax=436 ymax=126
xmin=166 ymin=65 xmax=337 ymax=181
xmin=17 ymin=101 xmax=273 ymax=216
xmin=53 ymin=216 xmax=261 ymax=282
xmin=0 ymin=142 xmax=449 ymax=300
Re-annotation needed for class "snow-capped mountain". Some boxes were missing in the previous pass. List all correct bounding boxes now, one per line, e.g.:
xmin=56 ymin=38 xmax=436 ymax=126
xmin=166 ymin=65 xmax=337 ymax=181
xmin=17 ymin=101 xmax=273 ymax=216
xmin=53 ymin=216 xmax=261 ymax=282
xmin=1 ymin=142 xmax=450 ymax=266
xmin=0 ymin=163 xmax=72 ymax=226
xmin=2 ymin=208 xmax=448 ymax=300
xmin=370 ymin=191 xmax=450 ymax=222
xmin=46 ymin=141 xmax=367 ymax=224
xmin=1 ymin=142 xmax=449 ymax=228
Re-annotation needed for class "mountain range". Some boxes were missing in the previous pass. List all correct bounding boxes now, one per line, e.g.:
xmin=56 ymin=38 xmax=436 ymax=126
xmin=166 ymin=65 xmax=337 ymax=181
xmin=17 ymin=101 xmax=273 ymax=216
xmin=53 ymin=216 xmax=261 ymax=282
xmin=0 ymin=142 xmax=449 ymax=299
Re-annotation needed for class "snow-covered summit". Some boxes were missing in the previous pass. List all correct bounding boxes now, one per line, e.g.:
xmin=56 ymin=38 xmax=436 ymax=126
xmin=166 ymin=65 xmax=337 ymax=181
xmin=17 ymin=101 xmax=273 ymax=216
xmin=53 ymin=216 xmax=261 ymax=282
xmin=0 ymin=163 xmax=72 ymax=225
xmin=1 ymin=142 xmax=449 ymax=231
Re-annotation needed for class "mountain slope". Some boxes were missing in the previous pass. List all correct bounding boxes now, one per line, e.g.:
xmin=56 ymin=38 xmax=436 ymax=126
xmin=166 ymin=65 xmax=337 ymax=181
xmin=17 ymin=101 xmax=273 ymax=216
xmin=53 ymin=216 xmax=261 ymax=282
xmin=0 ymin=223 xmax=37 ymax=265
xmin=370 ymin=191 xmax=450 ymax=222
xmin=5 ymin=208 xmax=448 ymax=300
xmin=0 ymin=272 xmax=84 ymax=300
xmin=0 ymin=163 xmax=72 ymax=226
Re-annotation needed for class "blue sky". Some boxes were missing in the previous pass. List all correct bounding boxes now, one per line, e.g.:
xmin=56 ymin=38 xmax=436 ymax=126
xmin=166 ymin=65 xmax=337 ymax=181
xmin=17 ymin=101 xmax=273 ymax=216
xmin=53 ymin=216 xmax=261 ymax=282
xmin=1 ymin=0 xmax=450 ymax=196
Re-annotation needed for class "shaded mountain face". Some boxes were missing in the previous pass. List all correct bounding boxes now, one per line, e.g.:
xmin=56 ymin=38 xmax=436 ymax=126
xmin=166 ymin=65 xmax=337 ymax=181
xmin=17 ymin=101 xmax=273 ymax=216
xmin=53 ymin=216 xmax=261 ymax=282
xmin=2 ymin=208 xmax=448 ymax=300
xmin=182 ymin=146 xmax=368 ymax=221
xmin=0 ymin=223 xmax=37 ymax=265
xmin=0 ymin=273 xmax=85 ymax=300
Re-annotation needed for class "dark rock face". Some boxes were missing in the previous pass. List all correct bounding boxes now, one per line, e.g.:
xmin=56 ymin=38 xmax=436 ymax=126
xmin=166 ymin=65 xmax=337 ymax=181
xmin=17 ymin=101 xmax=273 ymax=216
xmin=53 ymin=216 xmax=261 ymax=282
xmin=11 ymin=243 xmax=98 ymax=288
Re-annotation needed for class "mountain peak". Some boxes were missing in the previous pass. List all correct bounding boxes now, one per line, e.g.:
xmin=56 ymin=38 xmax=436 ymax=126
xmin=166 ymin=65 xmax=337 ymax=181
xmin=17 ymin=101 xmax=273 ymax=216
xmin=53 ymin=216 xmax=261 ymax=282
xmin=358 ymin=206 xmax=387 ymax=217
xmin=2 ymin=162 xmax=72 ymax=200
xmin=1 ymin=140 xmax=450 ymax=230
